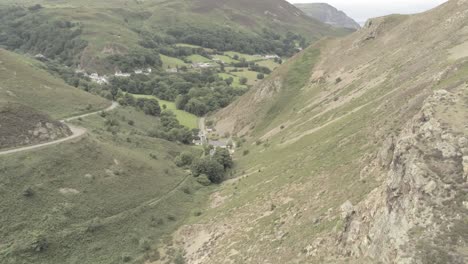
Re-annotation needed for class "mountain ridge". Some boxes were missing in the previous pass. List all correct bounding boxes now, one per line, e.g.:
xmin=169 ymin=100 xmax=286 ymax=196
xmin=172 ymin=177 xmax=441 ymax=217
xmin=295 ymin=3 xmax=361 ymax=30
xmin=0 ymin=0 xmax=349 ymax=73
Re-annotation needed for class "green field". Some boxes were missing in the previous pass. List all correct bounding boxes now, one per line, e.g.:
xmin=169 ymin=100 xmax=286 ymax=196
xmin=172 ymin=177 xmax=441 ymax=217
xmin=186 ymin=54 xmax=212 ymax=63
xmin=131 ymin=94 xmax=199 ymax=129
xmin=231 ymin=69 xmax=263 ymax=85
xmin=225 ymin=51 xmax=263 ymax=62
xmin=218 ymin=72 xmax=247 ymax=88
xmin=161 ymin=54 xmax=188 ymax=69
xmin=257 ymin=59 xmax=281 ymax=71
xmin=213 ymin=54 xmax=239 ymax=64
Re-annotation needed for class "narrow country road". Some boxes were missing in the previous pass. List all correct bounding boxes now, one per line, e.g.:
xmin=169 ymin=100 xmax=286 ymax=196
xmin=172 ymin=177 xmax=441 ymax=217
xmin=198 ymin=117 xmax=207 ymax=144
xmin=0 ymin=102 xmax=118 ymax=156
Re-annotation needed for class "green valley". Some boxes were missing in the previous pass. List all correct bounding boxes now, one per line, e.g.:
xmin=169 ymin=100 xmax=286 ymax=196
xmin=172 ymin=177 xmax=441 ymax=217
xmin=2 ymin=0 xmax=466 ymax=264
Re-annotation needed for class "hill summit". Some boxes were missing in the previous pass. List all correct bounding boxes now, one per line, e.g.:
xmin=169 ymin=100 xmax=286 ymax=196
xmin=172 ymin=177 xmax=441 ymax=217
xmin=295 ymin=3 xmax=361 ymax=30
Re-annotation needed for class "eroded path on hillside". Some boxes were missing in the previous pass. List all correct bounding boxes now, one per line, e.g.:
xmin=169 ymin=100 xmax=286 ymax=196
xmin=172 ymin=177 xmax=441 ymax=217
xmin=0 ymin=102 xmax=118 ymax=156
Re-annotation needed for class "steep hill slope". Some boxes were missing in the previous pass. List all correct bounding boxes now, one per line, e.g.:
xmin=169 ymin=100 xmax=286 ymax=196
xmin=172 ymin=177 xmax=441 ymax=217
xmin=158 ymin=0 xmax=468 ymax=263
xmin=295 ymin=3 xmax=361 ymax=30
xmin=0 ymin=49 xmax=108 ymax=119
xmin=0 ymin=49 xmax=108 ymax=149
xmin=0 ymin=43 xmax=210 ymax=264
xmin=0 ymin=0 xmax=347 ymax=73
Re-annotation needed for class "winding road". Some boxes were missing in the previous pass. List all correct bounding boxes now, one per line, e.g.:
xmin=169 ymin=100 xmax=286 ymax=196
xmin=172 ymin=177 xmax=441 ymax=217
xmin=0 ymin=102 xmax=118 ymax=156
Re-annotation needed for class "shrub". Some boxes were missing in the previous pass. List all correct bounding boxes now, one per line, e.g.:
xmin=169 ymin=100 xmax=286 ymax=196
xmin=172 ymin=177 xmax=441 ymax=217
xmin=87 ymin=217 xmax=103 ymax=233
xmin=257 ymin=73 xmax=265 ymax=80
xmin=174 ymin=251 xmax=186 ymax=264
xmin=28 ymin=4 xmax=43 ymax=11
xmin=242 ymin=150 xmax=250 ymax=156
xmin=194 ymin=211 xmax=202 ymax=216
xmin=239 ymin=77 xmax=248 ymax=85
xmin=182 ymin=187 xmax=191 ymax=194
xmin=196 ymin=174 xmax=212 ymax=186
xmin=30 ymin=233 xmax=48 ymax=252
xmin=22 ymin=186 xmax=34 ymax=197
xmin=139 ymin=238 xmax=151 ymax=252
xmin=121 ymin=253 xmax=132 ymax=262
xmin=174 ymin=152 xmax=194 ymax=167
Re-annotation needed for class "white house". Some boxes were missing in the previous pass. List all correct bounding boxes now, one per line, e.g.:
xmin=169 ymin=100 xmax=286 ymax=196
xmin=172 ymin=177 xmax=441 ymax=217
xmin=264 ymin=55 xmax=280 ymax=60
xmin=115 ymin=71 xmax=131 ymax=77
xmin=89 ymin=73 xmax=109 ymax=84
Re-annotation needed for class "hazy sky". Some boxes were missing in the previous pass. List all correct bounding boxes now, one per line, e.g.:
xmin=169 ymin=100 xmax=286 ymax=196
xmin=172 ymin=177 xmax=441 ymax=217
xmin=288 ymin=0 xmax=448 ymax=23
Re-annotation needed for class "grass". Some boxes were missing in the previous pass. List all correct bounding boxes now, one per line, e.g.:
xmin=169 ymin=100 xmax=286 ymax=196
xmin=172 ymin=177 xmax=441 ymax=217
xmin=0 ymin=49 xmax=109 ymax=119
xmin=225 ymin=51 xmax=263 ymax=62
xmin=175 ymin=43 xmax=204 ymax=49
xmin=161 ymin=54 xmax=188 ymax=69
xmin=0 ymin=106 xmax=211 ymax=264
xmin=130 ymin=94 xmax=199 ymax=129
xmin=231 ymin=69 xmax=262 ymax=85
xmin=186 ymin=54 xmax=212 ymax=63
xmin=257 ymin=59 xmax=280 ymax=71
xmin=218 ymin=72 xmax=247 ymax=88
xmin=259 ymin=48 xmax=321 ymax=131
xmin=212 ymin=55 xmax=239 ymax=64
xmin=171 ymin=46 xmax=400 ymax=263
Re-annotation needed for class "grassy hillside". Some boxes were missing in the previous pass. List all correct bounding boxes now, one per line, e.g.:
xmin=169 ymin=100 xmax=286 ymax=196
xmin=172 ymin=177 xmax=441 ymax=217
xmin=0 ymin=106 xmax=212 ymax=264
xmin=0 ymin=0 xmax=348 ymax=73
xmin=0 ymin=42 xmax=210 ymax=264
xmin=0 ymin=49 xmax=109 ymax=119
xmin=159 ymin=1 xmax=468 ymax=263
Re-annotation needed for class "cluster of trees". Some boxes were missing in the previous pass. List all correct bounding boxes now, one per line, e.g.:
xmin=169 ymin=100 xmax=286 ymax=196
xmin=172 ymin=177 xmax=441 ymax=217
xmin=165 ymin=26 xmax=307 ymax=57
xmin=109 ymin=70 xmax=245 ymax=116
xmin=148 ymin=111 xmax=195 ymax=144
xmin=107 ymin=49 xmax=162 ymax=72
xmin=175 ymin=148 xmax=233 ymax=184
xmin=0 ymin=7 xmax=88 ymax=66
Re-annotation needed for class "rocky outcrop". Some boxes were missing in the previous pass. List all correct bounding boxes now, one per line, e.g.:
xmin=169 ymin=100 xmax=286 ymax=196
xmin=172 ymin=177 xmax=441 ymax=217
xmin=0 ymin=104 xmax=72 ymax=149
xmin=295 ymin=3 xmax=360 ymax=30
xmin=339 ymin=88 xmax=468 ymax=263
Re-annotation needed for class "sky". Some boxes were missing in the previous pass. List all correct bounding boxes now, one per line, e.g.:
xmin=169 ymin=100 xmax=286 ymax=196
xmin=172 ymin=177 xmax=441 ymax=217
xmin=287 ymin=0 xmax=448 ymax=23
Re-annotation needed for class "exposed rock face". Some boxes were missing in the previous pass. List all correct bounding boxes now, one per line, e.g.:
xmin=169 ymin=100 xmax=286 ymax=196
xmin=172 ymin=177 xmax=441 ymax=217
xmin=295 ymin=3 xmax=360 ymax=30
xmin=0 ymin=104 xmax=72 ymax=149
xmin=339 ymin=88 xmax=468 ymax=263
xmin=164 ymin=1 xmax=468 ymax=263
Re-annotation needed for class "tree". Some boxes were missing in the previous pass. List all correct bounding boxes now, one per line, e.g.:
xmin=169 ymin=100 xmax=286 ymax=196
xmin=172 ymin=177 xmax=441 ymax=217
xmin=239 ymin=77 xmax=248 ymax=85
xmin=110 ymin=85 xmax=119 ymax=100
xmin=213 ymin=148 xmax=233 ymax=170
xmin=175 ymin=94 xmax=190 ymax=110
xmin=225 ymin=77 xmax=234 ymax=86
xmin=143 ymin=99 xmax=161 ymax=116
xmin=185 ymin=98 xmax=208 ymax=116
xmin=257 ymin=73 xmax=265 ymax=80
xmin=175 ymin=151 xmax=194 ymax=167
xmin=122 ymin=93 xmax=136 ymax=106
xmin=191 ymin=158 xmax=225 ymax=183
